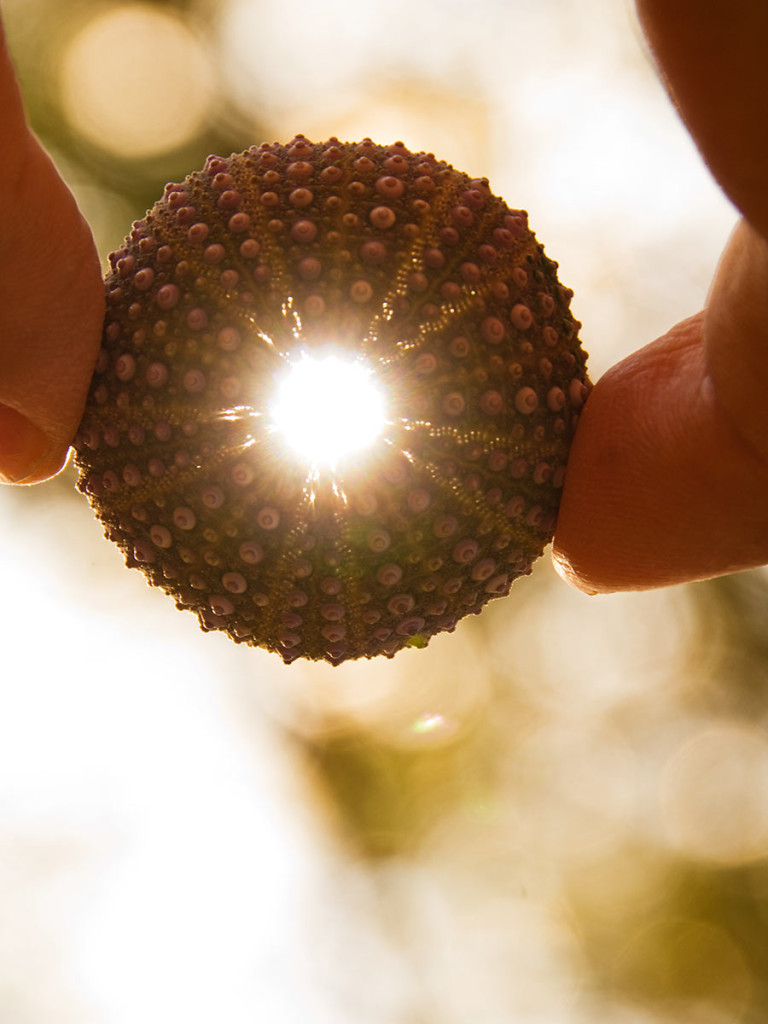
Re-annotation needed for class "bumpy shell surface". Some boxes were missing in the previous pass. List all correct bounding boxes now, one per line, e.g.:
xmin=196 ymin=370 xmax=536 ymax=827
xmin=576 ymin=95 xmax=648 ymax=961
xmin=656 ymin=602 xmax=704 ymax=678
xmin=74 ymin=136 xmax=590 ymax=664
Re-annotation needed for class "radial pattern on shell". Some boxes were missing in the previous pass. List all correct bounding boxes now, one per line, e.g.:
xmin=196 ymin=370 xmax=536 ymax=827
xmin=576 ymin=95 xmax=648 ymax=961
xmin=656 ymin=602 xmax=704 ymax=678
xmin=74 ymin=135 xmax=591 ymax=664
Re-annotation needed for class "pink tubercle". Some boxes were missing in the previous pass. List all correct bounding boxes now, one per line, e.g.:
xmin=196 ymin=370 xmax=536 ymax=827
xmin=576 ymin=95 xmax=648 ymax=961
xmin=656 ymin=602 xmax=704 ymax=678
xmin=115 ymin=354 xmax=136 ymax=381
xmin=217 ymin=190 xmax=240 ymax=210
xmin=515 ymin=387 xmax=538 ymax=414
xmin=449 ymin=336 xmax=470 ymax=358
xmin=278 ymin=631 xmax=301 ymax=649
xmin=471 ymin=557 xmax=497 ymax=581
xmin=406 ymin=488 xmax=431 ymax=513
xmin=321 ymin=623 xmax=346 ymax=643
xmin=239 ymin=239 xmax=260 ymax=259
xmin=543 ymin=326 xmax=559 ymax=348
xmin=291 ymin=219 xmax=317 ymax=243
xmin=187 ymin=308 xmax=208 ymax=331
xmin=440 ymin=281 xmax=462 ymax=303
xmin=156 ymin=283 xmax=180 ymax=310
xmin=204 ymin=243 xmax=226 ymax=264
xmin=505 ymin=496 xmax=525 ymax=518
xmin=173 ymin=507 xmax=196 ymax=530
xmin=350 ymin=278 xmax=374 ymax=301
xmin=210 ymin=172 xmax=233 ymax=190
xmin=175 ymin=206 xmax=196 ymax=226
xmin=222 ymin=572 xmax=247 ymax=594
xmin=217 ymin=326 xmax=241 ymax=351
xmin=361 ymin=240 xmax=386 ymax=264
xmin=547 ymin=386 xmax=565 ymax=411
xmin=146 ymin=362 xmax=169 ymax=388
xmin=209 ymin=595 xmax=235 ymax=616
xmin=201 ymin=485 xmax=225 ymax=509
xmin=289 ymin=187 xmax=313 ymax=208
xmin=133 ymin=540 xmax=155 ymax=564
xmin=298 ymin=257 xmax=322 ymax=281
xmin=481 ymin=317 xmax=505 ymax=344
xmin=396 ymin=616 xmax=425 ymax=636
xmin=442 ymin=392 xmax=465 ymax=417
xmin=408 ymin=271 xmax=428 ymax=293
xmin=183 ymin=369 xmax=206 ymax=393
xmin=485 ymin=573 xmax=510 ymax=595
xmin=414 ymin=352 xmax=437 ymax=375
xmin=187 ymin=222 xmax=209 ymax=244
xmin=287 ymin=160 xmax=313 ymax=180
xmin=569 ymin=378 xmax=588 ymax=408
xmin=228 ymin=212 xmax=251 ymax=233
xmin=369 ymin=206 xmax=396 ymax=229
xmin=377 ymin=564 xmax=403 ymax=586
xmin=134 ymin=268 xmax=154 ymax=292
xmin=510 ymin=303 xmax=533 ymax=330
xmin=256 ymin=506 xmax=280 ymax=530
xmin=150 ymin=524 xmax=173 ymax=548
xmin=320 ymin=165 xmax=342 ymax=184
xmin=452 ymin=538 xmax=479 ymax=564
xmin=238 ymin=540 xmax=264 ymax=564
xmin=388 ymin=593 xmax=415 ymax=616
xmin=320 ymin=603 xmax=345 ymax=622
xmin=304 ymin=294 xmax=326 ymax=317
xmin=433 ymin=515 xmax=458 ymax=539
xmin=451 ymin=205 xmax=473 ymax=228
xmin=479 ymin=389 xmax=503 ymax=416
xmin=367 ymin=529 xmax=391 ymax=552
xmin=375 ymin=175 xmax=404 ymax=199
xmin=231 ymin=463 xmax=255 ymax=486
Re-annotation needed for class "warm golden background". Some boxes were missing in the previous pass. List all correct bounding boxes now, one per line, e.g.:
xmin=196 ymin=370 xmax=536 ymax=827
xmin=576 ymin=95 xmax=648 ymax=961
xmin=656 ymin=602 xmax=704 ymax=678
xmin=3 ymin=0 xmax=768 ymax=1021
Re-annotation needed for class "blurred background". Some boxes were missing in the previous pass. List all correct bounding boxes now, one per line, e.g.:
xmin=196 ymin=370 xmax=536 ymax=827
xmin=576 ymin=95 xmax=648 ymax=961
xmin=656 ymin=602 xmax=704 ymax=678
xmin=2 ymin=0 xmax=768 ymax=1021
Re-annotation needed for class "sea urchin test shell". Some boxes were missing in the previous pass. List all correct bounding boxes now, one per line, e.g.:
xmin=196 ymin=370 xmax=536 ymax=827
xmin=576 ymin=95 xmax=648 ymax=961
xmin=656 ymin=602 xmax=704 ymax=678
xmin=74 ymin=135 xmax=590 ymax=664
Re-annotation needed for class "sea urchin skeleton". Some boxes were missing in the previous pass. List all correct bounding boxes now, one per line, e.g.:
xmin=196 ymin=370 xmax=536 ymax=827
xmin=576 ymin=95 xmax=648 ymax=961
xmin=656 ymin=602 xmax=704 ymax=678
xmin=74 ymin=136 xmax=590 ymax=664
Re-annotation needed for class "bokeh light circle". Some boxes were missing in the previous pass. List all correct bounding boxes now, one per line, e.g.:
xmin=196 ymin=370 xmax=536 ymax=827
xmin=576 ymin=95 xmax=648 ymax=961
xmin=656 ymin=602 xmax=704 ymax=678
xmin=662 ymin=724 xmax=768 ymax=864
xmin=59 ymin=4 xmax=214 ymax=159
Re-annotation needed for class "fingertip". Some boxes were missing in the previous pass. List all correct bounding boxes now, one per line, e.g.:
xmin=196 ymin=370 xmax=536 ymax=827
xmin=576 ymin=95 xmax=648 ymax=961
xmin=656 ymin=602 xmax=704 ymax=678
xmin=550 ymin=546 xmax=601 ymax=596
xmin=0 ymin=403 xmax=68 ymax=485
xmin=553 ymin=313 xmax=768 ymax=592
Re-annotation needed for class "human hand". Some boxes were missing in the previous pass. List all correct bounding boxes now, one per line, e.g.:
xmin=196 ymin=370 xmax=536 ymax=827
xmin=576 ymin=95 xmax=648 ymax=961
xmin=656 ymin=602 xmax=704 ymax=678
xmin=553 ymin=0 xmax=768 ymax=592
xmin=0 ymin=16 xmax=103 ymax=484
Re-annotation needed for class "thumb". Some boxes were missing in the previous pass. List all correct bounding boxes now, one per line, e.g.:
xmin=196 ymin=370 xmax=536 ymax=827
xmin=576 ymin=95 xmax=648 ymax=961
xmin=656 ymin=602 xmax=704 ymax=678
xmin=0 ymin=20 xmax=104 ymax=484
xmin=552 ymin=0 xmax=768 ymax=591
xmin=553 ymin=256 xmax=768 ymax=592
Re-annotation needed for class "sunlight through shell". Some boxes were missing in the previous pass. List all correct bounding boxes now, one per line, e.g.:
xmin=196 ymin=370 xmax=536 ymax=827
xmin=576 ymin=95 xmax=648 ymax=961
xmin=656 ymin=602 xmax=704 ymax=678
xmin=74 ymin=135 xmax=591 ymax=664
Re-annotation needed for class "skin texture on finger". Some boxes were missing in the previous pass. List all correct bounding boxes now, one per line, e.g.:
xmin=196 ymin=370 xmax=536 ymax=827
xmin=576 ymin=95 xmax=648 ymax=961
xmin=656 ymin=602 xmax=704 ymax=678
xmin=0 ymin=20 xmax=104 ymax=483
xmin=705 ymin=220 xmax=768 ymax=459
xmin=553 ymin=0 xmax=768 ymax=592
xmin=636 ymin=0 xmax=768 ymax=238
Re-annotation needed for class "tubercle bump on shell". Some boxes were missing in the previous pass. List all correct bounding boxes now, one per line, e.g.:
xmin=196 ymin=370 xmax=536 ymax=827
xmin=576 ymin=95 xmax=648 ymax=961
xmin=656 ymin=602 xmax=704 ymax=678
xmin=73 ymin=134 xmax=591 ymax=665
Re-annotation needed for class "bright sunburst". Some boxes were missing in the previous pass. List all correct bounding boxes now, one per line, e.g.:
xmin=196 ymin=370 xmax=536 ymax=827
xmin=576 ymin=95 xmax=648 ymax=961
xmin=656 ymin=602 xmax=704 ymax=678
xmin=269 ymin=353 xmax=388 ymax=469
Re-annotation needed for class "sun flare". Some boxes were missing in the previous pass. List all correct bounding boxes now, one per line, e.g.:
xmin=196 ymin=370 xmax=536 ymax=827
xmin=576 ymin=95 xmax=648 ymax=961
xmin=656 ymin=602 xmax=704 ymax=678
xmin=269 ymin=354 xmax=388 ymax=469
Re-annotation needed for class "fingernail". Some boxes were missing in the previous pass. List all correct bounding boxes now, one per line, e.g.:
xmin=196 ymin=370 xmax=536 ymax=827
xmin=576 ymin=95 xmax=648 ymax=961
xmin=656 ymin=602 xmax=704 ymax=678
xmin=0 ymin=404 xmax=55 ymax=483
xmin=551 ymin=549 xmax=600 ymax=596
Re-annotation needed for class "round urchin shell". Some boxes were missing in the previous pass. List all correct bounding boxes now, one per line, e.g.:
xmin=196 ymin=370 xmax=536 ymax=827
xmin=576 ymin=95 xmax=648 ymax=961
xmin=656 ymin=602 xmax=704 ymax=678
xmin=73 ymin=135 xmax=590 ymax=665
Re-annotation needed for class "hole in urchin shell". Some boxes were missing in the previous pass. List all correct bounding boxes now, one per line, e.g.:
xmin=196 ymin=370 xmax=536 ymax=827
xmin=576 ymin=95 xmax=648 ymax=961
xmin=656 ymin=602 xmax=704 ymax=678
xmin=269 ymin=353 xmax=388 ymax=470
